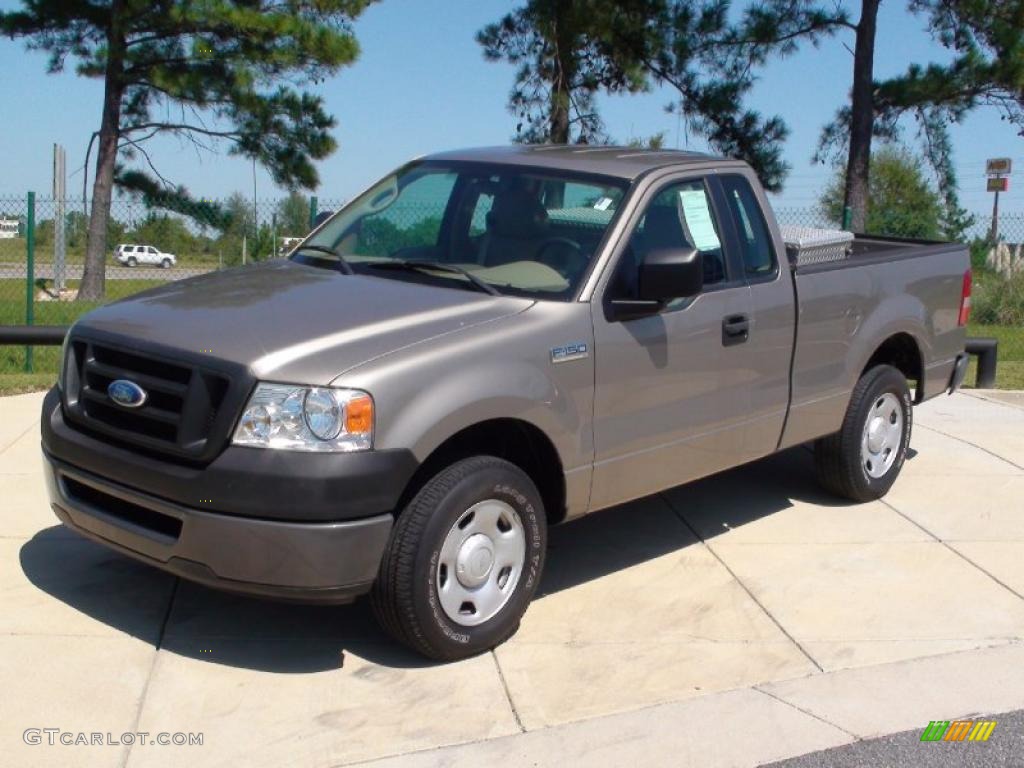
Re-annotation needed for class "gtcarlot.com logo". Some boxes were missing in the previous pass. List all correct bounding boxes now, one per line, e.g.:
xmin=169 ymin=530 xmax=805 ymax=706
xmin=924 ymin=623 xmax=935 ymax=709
xmin=23 ymin=729 xmax=203 ymax=747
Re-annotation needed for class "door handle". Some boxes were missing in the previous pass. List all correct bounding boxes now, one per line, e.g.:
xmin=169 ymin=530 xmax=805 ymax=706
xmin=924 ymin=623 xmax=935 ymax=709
xmin=722 ymin=314 xmax=750 ymax=346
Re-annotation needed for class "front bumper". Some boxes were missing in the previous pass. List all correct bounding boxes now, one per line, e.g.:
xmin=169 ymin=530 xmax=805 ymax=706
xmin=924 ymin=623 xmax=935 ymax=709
xmin=42 ymin=387 xmax=418 ymax=522
xmin=40 ymin=387 xmax=414 ymax=602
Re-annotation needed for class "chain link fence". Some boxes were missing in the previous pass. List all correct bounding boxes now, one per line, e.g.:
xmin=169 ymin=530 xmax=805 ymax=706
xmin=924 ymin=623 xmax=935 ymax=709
xmin=1 ymin=192 xmax=1021 ymax=379
xmin=0 ymin=193 xmax=339 ymax=374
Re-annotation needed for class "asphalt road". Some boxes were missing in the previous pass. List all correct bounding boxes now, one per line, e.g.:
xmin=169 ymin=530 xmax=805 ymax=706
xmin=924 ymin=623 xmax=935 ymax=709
xmin=764 ymin=709 xmax=1024 ymax=767
xmin=0 ymin=261 xmax=213 ymax=281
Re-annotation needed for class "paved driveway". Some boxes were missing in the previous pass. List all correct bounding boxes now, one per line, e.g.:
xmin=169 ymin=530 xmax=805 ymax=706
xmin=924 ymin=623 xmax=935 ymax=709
xmin=1 ymin=390 xmax=1023 ymax=767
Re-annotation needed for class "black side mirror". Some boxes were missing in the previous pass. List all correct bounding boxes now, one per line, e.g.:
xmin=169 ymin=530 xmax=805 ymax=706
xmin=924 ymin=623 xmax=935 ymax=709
xmin=607 ymin=247 xmax=703 ymax=322
xmin=639 ymin=247 xmax=703 ymax=301
xmin=311 ymin=210 xmax=334 ymax=230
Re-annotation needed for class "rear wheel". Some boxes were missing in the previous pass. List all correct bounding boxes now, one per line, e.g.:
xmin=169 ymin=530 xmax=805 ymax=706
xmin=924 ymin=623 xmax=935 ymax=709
xmin=371 ymin=456 xmax=547 ymax=661
xmin=126 ymin=256 xmax=137 ymax=267
xmin=815 ymin=364 xmax=912 ymax=502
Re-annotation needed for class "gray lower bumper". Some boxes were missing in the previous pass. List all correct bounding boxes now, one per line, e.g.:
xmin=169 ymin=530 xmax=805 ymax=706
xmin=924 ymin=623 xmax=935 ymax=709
xmin=43 ymin=452 xmax=393 ymax=603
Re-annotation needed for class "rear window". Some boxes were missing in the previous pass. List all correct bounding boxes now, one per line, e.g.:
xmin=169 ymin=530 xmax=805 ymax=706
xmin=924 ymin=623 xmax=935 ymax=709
xmin=720 ymin=176 xmax=777 ymax=277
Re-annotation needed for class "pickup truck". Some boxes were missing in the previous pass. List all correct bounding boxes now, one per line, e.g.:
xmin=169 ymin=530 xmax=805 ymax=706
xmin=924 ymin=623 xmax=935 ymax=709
xmin=41 ymin=146 xmax=971 ymax=661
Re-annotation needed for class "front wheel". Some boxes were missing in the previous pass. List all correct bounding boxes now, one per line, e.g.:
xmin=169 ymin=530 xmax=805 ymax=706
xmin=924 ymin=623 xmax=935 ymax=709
xmin=815 ymin=364 xmax=912 ymax=502
xmin=371 ymin=456 xmax=547 ymax=661
xmin=161 ymin=258 xmax=172 ymax=269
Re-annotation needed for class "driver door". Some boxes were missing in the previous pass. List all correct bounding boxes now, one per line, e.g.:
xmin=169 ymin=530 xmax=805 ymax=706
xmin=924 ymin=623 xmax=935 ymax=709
xmin=589 ymin=176 xmax=755 ymax=510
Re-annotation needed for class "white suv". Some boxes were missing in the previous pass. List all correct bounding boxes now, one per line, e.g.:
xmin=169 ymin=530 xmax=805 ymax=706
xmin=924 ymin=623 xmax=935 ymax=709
xmin=114 ymin=244 xmax=176 ymax=268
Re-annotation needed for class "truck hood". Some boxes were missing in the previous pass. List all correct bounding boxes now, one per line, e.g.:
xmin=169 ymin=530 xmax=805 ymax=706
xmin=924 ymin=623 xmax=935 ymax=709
xmin=74 ymin=260 xmax=532 ymax=385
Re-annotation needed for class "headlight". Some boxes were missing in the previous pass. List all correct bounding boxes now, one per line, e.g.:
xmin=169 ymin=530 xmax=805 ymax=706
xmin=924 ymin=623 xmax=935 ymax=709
xmin=233 ymin=384 xmax=374 ymax=452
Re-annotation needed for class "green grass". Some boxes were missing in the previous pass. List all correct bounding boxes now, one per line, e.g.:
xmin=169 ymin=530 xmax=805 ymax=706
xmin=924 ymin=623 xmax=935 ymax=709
xmin=0 ymin=373 xmax=57 ymax=396
xmin=0 ymin=279 xmax=163 ymax=376
xmin=0 ymin=238 xmax=223 ymax=268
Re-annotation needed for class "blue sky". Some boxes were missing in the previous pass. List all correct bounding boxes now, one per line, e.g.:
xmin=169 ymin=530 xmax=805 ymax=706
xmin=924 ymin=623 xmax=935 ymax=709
xmin=0 ymin=0 xmax=1021 ymax=215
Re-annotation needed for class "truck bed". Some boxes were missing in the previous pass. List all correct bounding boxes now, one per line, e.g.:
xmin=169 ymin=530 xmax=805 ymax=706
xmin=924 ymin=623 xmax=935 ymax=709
xmin=795 ymin=234 xmax=964 ymax=273
xmin=779 ymin=237 xmax=969 ymax=448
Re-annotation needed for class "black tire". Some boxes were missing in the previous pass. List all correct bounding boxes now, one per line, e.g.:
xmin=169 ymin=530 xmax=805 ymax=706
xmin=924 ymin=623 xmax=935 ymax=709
xmin=815 ymin=364 xmax=912 ymax=502
xmin=161 ymin=258 xmax=172 ymax=269
xmin=371 ymin=456 xmax=547 ymax=661
xmin=126 ymin=256 xmax=137 ymax=267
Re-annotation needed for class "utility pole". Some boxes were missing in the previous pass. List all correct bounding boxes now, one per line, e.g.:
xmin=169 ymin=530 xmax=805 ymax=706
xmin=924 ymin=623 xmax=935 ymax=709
xmin=986 ymin=158 xmax=1012 ymax=242
xmin=990 ymin=185 xmax=1001 ymax=242
xmin=53 ymin=144 xmax=67 ymax=291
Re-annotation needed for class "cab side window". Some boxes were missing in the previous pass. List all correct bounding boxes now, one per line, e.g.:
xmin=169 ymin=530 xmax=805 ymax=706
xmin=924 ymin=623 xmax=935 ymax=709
xmin=610 ymin=179 xmax=727 ymax=299
xmin=720 ymin=176 xmax=777 ymax=277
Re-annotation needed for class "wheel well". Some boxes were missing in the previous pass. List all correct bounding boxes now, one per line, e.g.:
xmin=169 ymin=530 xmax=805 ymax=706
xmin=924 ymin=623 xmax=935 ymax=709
xmin=397 ymin=419 xmax=567 ymax=525
xmin=863 ymin=333 xmax=923 ymax=398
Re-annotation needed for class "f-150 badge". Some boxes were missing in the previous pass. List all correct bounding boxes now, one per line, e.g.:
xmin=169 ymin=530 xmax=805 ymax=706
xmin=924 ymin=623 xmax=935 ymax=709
xmin=550 ymin=342 xmax=589 ymax=363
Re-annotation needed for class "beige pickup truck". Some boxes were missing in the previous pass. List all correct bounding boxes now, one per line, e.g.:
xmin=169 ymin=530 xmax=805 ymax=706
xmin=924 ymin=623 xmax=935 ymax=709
xmin=41 ymin=146 xmax=970 ymax=660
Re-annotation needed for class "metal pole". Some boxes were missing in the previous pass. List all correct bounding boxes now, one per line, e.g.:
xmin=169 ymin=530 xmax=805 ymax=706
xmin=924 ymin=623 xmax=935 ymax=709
xmin=53 ymin=144 xmax=67 ymax=291
xmin=252 ymin=157 xmax=258 ymax=260
xmin=990 ymin=187 xmax=1000 ymax=242
xmin=308 ymin=196 xmax=318 ymax=231
xmin=25 ymin=191 xmax=35 ymax=373
xmin=842 ymin=206 xmax=852 ymax=231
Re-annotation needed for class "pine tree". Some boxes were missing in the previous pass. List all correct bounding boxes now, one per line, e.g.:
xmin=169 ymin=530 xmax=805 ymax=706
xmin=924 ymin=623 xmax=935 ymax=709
xmin=1 ymin=0 xmax=373 ymax=300
xmin=817 ymin=0 xmax=1024 ymax=233
xmin=478 ymin=0 xmax=655 ymax=144
xmin=479 ymin=0 xmax=840 ymax=192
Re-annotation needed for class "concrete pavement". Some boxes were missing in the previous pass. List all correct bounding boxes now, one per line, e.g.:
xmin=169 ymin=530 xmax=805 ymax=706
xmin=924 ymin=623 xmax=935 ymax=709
xmin=2 ymin=389 xmax=1023 ymax=767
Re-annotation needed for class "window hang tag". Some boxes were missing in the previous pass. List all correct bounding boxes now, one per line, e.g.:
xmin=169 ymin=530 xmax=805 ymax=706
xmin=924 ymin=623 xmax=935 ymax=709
xmin=679 ymin=190 xmax=721 ymax=251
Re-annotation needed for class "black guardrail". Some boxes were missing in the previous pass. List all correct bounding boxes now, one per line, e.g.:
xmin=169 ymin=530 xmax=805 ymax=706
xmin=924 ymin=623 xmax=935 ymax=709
xmin=965 ymin=337 xmax=999 ymax=389
xmin=0 ymin=325 xmax=69 ymax=346
xmin=0 ymin=326 xmax=69 ymax=345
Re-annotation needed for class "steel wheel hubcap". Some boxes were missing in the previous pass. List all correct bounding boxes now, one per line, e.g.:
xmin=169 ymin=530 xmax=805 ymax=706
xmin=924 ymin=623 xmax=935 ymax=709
xmin=436 ymin=499 xmax=525 ymax=627
xmin=861 ymin=392 xmax=903 ymax=479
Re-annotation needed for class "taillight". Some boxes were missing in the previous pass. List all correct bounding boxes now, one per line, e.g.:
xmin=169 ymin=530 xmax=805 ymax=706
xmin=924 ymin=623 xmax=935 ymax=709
xmin=958 ymin=269 xmax=972 ymax=327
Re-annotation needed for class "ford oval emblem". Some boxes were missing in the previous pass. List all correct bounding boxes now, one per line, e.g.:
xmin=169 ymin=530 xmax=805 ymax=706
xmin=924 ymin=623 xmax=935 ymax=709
xmin=107 ymin=379 xmax=148 ymax=408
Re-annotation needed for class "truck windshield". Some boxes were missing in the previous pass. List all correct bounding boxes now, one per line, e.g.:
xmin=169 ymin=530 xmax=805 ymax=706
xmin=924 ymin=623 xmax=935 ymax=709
xmin=293 ymin=161 xmax=627 ymax=300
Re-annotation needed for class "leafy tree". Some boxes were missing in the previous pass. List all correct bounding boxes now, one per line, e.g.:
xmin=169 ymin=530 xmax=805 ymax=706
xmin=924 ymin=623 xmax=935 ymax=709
xmin=819 ymin=144 xmax=944 ymax=239
xmin=126 ymin=213 xmax=198 ymax=257
xmin=213 ymin=192 xmax=255 ymax=266
xmin=1 ymin=0 xmax=374 ymax=300
xmin=355 ymin=216 xmax=444 ymax=257
xmin=276 ymin=192 xmax=312 ymax=237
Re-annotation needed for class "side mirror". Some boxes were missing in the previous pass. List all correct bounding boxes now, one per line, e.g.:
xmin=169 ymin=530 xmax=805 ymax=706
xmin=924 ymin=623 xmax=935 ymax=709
xmin=311 ymin=210 xmax=334 ymax=230
xmin=639 ymin=247 xmax=703 ymax=302
xmin=606 ymin=247 xmax=703 ymax=322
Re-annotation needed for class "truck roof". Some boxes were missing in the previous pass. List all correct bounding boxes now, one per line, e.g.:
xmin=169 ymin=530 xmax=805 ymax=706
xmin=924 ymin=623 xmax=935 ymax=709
xmin=424 ymin=145 xmax=745 ymax=180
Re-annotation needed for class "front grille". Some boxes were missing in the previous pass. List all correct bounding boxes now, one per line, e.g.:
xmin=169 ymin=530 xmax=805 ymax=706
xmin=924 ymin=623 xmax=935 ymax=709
xmin=63 ymin=476 xmax=183 ymax=540
xmin=63 ymin=337 xmax=243 ymax=462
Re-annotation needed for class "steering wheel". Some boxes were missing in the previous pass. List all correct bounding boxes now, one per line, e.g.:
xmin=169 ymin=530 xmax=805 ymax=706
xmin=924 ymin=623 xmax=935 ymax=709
xmin=535 ymin=237 xmax=582 ymax=277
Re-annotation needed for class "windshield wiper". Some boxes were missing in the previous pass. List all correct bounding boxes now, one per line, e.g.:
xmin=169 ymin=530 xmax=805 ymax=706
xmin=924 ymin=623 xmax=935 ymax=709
xmin=368 ymin=260 xmax=501 ymax=296
xmin=293 ymin=244 xmax=354 ymax=275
